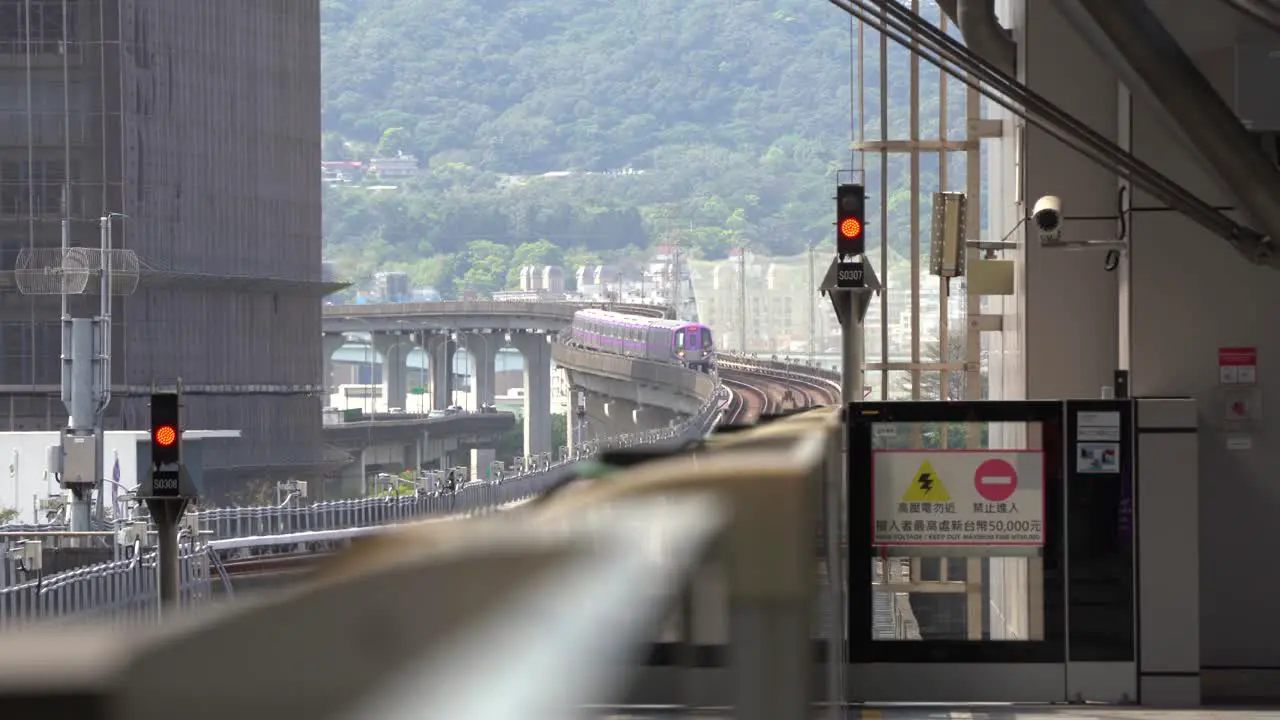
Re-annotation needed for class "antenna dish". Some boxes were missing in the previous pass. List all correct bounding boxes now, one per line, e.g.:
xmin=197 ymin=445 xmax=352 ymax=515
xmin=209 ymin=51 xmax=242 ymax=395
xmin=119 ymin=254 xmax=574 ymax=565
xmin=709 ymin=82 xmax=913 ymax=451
xmin=14 ymin=247 xmax=93 ymax=295
xmin=14 ymin=247 xmax=141 ymax=296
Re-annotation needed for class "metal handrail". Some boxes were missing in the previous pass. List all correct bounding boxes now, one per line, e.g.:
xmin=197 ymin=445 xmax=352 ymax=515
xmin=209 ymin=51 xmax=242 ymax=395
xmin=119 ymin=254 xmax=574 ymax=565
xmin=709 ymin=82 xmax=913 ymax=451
xmin=344 ymin=495 xmax=727 ymax=720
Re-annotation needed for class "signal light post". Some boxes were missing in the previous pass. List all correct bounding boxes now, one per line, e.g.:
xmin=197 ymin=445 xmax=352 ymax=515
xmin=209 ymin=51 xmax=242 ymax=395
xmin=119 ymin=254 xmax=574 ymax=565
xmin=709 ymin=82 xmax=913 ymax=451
xmin=821 ymin=182 xmax=881 ymax=406
xmin=816 ymin=180 xmax=881 ymax=705
xmin=836 ymin=182 xmax=866 ymax=258
xmin=142 ymin=389 xmax=195 ymax=609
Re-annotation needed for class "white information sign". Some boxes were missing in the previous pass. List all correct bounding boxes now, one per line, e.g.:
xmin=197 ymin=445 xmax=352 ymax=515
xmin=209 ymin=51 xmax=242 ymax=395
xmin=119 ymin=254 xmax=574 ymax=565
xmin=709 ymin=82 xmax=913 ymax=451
xmin=872 ymin=450 xmax=1045 ymax=547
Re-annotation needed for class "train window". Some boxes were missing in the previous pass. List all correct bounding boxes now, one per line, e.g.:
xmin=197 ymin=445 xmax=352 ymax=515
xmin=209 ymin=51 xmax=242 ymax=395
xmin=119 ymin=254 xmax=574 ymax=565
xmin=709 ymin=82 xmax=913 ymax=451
xmin=702 ymin=328 xmax=712 ymax=346
xmin=675 ymin=330 xmax=685 ymax=348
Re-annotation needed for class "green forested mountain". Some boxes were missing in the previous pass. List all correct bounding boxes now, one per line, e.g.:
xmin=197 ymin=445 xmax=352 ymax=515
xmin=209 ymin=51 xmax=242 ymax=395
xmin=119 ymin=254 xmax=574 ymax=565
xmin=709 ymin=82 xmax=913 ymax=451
xmin=321 ymin=0 xmax=960 ymax=296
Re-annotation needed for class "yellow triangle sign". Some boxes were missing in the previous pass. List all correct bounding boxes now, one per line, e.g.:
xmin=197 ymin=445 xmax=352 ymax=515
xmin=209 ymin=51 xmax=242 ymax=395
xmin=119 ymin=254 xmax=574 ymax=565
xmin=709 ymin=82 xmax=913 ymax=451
xmin=901 ymin=459 xmax=951 ymax=502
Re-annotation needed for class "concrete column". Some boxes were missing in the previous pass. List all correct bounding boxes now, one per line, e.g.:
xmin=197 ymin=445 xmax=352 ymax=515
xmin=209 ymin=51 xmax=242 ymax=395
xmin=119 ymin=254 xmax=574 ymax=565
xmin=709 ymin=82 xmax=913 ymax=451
xmin=585 ymin=393 xmax=610 ymax=442
xmin=427 ymin=335 xmax=457 ymax=410
xmin=372 ymin=334 xmax=413 ymax=413
xmin=338 ymin=447 xmax=367 ymax=498
xmin=470 ymin=448 xmax=495 ymax=482
xmin=469 ymin=334 xmax=497 ymax=410
xmin=423 ymin=435 xmax=449 ymax=470
xmin=402 ymin=442 xmax=420 ymax=475
xmin=567 ymin=387 xmax=587 ymax=448
xmin=631 ymin=405 xmax=669 ymax=432
xmin=1007 ymin=1 xmax=1120 ymax=399
xmin=603 ymin=398 xmax=639 ymax=436
xmin=515 ymin=333 xmax=553 ymax=457
xmin=322 ymin=333 xmax=347 ymax=394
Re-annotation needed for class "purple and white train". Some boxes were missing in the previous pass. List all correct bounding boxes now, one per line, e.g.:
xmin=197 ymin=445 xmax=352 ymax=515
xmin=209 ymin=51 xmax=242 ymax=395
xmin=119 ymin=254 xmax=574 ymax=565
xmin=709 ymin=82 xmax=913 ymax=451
xmin=569 ymin=309 xmax=715 ymax=373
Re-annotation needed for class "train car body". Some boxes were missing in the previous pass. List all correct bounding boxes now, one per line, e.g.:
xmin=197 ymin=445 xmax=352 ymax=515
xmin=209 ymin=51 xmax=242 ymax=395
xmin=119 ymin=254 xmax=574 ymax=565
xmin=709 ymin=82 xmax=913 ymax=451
xmin=570 ymin=309 xmax=715 ymax=372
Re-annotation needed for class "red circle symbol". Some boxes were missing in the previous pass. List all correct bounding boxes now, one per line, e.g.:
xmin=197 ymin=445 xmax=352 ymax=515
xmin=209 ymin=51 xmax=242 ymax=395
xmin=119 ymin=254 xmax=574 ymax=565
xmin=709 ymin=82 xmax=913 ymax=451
xmin=974 ymin=458 xmax=1017 ymax=502
xmin=840 ymin=218 xmax=863 ymax=238
xmin=154 ymin=425 xmax=177 ymax=447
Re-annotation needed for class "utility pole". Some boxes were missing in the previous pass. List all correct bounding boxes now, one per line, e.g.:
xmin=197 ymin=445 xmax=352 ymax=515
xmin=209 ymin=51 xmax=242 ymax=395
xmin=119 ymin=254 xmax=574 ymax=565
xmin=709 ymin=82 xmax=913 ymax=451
xmin=808 ymin=241 xmax=817 ymax=364
xmin=670 ymin=240 xmax=681 ymax=321
xmin=737 ymin=245 xmax=748 ymax=353
xmin=14 ymin=214 xmax=138 ymax=539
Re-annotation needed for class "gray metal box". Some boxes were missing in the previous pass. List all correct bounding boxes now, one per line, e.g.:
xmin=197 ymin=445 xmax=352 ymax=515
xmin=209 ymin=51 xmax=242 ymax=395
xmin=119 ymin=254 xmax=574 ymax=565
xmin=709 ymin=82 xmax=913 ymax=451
xmin=60 ymin=433 xmax=97 ymax=487
xmin=1234 ymin=44 xmax=1280 ymax=132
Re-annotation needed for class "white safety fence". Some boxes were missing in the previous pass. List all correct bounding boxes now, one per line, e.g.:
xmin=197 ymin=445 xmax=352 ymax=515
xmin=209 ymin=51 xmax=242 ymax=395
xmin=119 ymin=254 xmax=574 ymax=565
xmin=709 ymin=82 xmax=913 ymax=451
xmin=0 ymin=388 xmax=728 ymax=623
xmin=0 ymin=547 xmax=212 ymax=628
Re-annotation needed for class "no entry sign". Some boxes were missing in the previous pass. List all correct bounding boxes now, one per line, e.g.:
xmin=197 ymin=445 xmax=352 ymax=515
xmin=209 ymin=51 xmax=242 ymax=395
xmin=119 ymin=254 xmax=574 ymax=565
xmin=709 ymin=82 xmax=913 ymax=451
xmin=974 ymin=458 xmax=1018 ymax=502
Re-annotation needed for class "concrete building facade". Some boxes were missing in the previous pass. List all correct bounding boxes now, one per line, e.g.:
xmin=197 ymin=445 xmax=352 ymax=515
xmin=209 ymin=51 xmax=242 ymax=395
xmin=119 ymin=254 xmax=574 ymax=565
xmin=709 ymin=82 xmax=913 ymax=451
xmin=0 ymin=0 xmax=333 ymax=494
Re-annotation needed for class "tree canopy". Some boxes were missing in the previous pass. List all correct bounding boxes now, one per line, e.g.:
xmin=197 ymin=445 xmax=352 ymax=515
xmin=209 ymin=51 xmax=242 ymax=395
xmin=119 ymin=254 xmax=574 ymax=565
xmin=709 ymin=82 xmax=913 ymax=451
xmin=321 ymin=0 xmax=964 ymax=297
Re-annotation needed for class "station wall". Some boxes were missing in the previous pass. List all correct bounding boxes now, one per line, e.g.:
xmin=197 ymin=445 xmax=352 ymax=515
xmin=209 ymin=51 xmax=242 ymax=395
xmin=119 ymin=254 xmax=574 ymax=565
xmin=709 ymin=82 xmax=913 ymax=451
xmin=993 ymin=0 xmax=1280 ymax=685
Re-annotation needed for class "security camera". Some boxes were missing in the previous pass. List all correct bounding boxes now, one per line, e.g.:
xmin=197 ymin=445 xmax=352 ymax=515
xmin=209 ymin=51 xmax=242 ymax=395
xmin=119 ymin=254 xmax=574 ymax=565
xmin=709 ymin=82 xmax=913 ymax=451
xmin=1032 ymin=195 xmax=1063 ymax=244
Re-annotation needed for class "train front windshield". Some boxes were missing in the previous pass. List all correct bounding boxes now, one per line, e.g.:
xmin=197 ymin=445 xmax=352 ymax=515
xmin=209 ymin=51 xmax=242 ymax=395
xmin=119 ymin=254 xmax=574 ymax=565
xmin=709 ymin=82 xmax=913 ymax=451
xmin=701 ymin=328 xmax=712 ymax=348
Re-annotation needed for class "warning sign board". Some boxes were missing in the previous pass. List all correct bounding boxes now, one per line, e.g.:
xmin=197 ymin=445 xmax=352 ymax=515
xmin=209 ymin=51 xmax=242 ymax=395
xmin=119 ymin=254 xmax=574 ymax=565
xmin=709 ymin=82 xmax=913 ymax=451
xmin=872 ymin=450 xmax=1045 ymax=547
xmin=901 ymin=460 xmax=951 ymax=503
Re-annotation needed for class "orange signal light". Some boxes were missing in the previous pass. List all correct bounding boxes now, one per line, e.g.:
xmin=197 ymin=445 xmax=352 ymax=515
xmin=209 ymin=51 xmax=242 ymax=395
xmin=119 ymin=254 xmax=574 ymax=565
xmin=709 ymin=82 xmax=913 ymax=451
xmin=840 ymin=217 xmax=863 ymax=239
xmin=154 ymin=425 xmax=177 ymax=447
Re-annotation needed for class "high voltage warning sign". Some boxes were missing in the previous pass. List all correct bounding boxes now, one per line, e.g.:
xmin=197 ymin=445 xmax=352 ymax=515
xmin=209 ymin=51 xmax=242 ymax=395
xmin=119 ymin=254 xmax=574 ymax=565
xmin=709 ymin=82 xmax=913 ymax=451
xmin=901 ymin=460 xmax=950 ymax=502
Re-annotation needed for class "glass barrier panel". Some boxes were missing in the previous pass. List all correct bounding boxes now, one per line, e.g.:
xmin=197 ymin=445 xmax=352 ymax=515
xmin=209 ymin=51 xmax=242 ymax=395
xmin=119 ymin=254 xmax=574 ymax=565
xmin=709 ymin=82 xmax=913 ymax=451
xmin=868 ymin=420 xmax=1047 ymax=643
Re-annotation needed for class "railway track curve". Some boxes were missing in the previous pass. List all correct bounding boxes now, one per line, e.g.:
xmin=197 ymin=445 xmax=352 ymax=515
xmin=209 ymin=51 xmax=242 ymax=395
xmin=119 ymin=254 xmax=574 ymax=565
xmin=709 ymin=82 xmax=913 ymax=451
xmin=716 ymin=355 xmax=841 ymax=425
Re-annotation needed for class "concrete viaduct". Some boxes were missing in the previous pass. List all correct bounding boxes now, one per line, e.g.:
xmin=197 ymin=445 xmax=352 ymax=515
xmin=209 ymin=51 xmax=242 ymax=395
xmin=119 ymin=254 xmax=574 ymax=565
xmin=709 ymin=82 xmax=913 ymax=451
xmin=321 ymin=300 xmax=714 ymax=463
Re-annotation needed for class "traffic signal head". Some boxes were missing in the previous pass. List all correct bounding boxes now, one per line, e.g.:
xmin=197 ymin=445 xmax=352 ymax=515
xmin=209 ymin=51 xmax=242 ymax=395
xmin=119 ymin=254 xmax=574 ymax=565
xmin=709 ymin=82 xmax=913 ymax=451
xmin=836 ymin=183 xmax=866 ymax=257
xmin=150 ymin=393 xmax=180 ymax=466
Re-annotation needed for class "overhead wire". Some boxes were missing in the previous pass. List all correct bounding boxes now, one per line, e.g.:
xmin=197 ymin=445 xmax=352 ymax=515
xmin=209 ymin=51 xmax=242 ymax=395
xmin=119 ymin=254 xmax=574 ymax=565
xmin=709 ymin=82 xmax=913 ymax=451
xmin=869 ymin=0 xmax=1237 ymax=236
xmin=1216 ymin=0 xmax=1280 ymax=36
xmin=839 ymin=0 xmax=1229 ymax=232
xmin=825 ymin=0 xmax=1271 ymax=263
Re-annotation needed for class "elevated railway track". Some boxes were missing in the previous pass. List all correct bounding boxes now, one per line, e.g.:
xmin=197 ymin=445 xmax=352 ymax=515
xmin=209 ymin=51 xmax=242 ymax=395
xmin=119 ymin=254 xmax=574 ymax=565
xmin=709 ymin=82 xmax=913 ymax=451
xmin=717 ymin=355 xmax=841 ymax=424
xmin=196 ymin=353 xmax=845 ymax=596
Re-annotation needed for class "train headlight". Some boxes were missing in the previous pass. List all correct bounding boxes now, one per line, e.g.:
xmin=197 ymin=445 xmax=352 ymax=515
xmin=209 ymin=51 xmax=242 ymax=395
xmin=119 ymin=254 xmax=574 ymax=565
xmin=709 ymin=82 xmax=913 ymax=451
xmin=677 ymin=350 xmax=685 ymax=359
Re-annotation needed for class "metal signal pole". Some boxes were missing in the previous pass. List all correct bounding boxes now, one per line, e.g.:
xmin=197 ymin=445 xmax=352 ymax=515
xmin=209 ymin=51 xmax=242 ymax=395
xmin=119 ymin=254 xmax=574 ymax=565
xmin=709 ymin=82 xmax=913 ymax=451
xmin=14 ymin=215 xmax=138 ymax=540
xmin=737 ymin=245 xmax=747 ymax=353
xmin=809 ymin=241 xmax=817 ymax=363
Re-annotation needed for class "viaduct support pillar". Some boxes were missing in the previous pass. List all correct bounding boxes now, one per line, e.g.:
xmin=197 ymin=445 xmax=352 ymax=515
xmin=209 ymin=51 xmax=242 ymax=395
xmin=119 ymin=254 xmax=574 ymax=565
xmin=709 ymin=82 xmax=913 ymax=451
xmin=604 ymin=398 xmax=639 ymax=436
xmin=470 ymin=448 xmax=495 ymax=482
xmin=338 ymin=447 xmax=367 ymax=498
xmin=372 ymin=334 xmax=413 ymax=413
xmin=631 ymin=405 xmax=670 ymax=432
xmin=403 ymin=441 xmax=421 ymax=477
xmin=567 ymin=386 xmax=588 ymax=449
xmin=515 ymin=333 xmax=552 ymax=458
xmin=322 ymin=333 xmax=346 ymax=394
xmin=585 ymin=393 xmax=611 ymax=442
xmin=427 ymin=335 xmax=457 ymax=411
xmin=469 ymin=335 xmax=497 ymax=410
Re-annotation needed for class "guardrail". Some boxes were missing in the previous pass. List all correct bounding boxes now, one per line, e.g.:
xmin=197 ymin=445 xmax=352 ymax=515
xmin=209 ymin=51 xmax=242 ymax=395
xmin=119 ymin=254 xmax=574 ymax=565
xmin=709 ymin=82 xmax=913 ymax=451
xmin=0 ymin=547 xmax=212 ymax=628
xmin=716 ymin=353 xmax=843 ymax=393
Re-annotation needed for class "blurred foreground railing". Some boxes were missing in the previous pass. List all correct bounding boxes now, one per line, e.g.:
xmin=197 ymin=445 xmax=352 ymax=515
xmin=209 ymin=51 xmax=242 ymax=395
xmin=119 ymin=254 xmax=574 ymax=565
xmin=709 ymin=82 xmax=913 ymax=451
xmin=0 ymin=387 xmax=728 ymax=625
xmin=0 ymin=385 xmax=726 ymax=547
xmin=0 ymin=405 xmax=846 ymax=719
